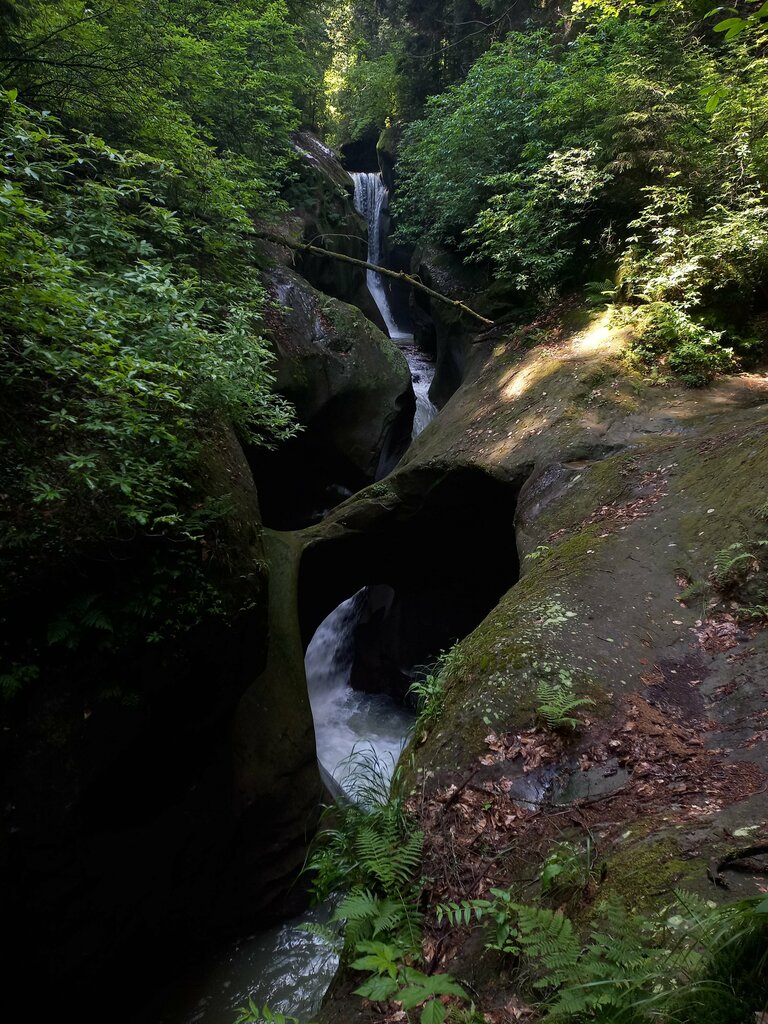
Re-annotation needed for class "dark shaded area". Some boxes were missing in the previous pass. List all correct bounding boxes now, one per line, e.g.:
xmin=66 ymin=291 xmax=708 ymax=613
xmin=0 ymin=432 xmax=324 ymax=1024
xmin=341 ymin=134 xmax=380 ymax=171
xmin=248 ymin=387 xmax=415 ymax=530
xmin=299 ymin=466 xmax=523 ymax=700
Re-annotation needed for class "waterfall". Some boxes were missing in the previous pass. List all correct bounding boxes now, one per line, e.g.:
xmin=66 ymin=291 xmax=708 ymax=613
xmin=352 ymin=172 xmax=409 ymax=342
xmin=304 ymin=590 xmax=413 ymax=792
xmin=352 ymin=171 xmax=437 ymax=437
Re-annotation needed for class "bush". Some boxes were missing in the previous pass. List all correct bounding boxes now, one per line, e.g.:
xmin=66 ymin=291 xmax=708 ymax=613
xmin=622 ymin=302 xmax=735 ymax=386
xmin=0 ymin=93 xmax=296 ymax=563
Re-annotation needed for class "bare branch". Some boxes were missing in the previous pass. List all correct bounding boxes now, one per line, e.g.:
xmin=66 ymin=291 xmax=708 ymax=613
xmin=255 ymin=231 xmax=494 ymax=328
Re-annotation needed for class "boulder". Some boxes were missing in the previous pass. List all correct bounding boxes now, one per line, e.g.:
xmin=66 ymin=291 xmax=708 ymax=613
xmin=0 ymin=425 xmax=325 ymax=1017
xmin=251 ymin=267 xmax=414 ymax=528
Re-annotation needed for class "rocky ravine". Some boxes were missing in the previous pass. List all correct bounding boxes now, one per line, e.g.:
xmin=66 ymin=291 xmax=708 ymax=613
xmin=311 ymin=304 xmax=768 ymax=1020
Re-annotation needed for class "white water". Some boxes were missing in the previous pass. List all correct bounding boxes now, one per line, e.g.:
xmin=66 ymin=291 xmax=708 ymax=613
xmin=139 ymin=170 xmax=438 ymax=1024
xmin=351 ymin=171 xmax=438 ymax=438
xmin=305 ymin=590 xmax=414 ymax=792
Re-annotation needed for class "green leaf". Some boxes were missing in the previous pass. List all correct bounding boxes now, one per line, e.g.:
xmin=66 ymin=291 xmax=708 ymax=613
xmin=421 ymin=999 xmax=446 ymax=1024
xmin=713 ymin=15 xmax=747 ymax=30
xmin=399 ymin=973 xmax=468 ymax=1008
xmin=353 ymin=975 xmax=399 ymax=1001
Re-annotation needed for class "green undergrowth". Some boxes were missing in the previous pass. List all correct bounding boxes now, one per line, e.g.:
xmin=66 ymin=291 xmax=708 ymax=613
xmin=0 ymin=92 xmax=295 ymax=695
xmin=0 ymin=93 xmax=296 ymax=564
xmin=298 ymin=749 xmax=768 ymax=1024
xmin=614 ymin=302 xmax=764 ymax=387
xmin=302 ymin=750 xmax=468 ymax=1024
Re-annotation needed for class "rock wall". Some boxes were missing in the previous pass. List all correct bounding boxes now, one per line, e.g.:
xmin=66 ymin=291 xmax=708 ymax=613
xmin=250 ymin=266 xmax=414 ymax=529
xmin=315 ymin=304 xmax=768 ymax=1021
xmin=1 ymin=425 xmax=325 ymax=1018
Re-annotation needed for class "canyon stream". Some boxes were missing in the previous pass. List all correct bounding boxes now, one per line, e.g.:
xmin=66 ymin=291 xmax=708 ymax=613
xmin=135 ymin=171 xmax=437 ymax=1024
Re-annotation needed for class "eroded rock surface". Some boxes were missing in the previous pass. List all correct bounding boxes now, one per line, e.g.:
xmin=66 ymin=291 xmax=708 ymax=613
xmin=316 ymin=305 xmax=768 ymax=1021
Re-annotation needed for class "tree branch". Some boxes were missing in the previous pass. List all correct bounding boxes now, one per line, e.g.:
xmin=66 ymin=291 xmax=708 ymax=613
xmin=254 ymin=232 xmax=494 ymax=328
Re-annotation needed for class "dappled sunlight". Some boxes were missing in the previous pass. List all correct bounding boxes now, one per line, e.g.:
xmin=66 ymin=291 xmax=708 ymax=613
xmin=501 ymin=354 xmax=561 ymax=402
xmin=570 ymin=310 xmax=616 ymax=355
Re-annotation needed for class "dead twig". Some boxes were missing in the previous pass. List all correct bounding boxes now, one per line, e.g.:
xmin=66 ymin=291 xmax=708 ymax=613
xmin=254 ymin=230 xmax=495 ymax=327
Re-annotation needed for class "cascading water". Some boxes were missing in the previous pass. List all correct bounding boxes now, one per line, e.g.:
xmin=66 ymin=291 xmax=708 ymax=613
xmin=139 ymin=167 xmax=440 ymax=1024
xmin=351 ymin=171 xmax=437 ymax=438
xmin=304 ymin=590 xmax=414 ymax=791
xmin=352 ymin=172 xmax=408 ymax=342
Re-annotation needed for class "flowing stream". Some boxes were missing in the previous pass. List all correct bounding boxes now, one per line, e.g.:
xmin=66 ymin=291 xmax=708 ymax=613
xmin=352 ymin=171 xmax=438 ymax=437
xmin=137 ymin=167 xmax=437 ymax=1024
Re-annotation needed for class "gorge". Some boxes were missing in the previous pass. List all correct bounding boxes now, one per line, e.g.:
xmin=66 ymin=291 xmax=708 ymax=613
xmin=2 ymin=2 xmax=768 ymax=1023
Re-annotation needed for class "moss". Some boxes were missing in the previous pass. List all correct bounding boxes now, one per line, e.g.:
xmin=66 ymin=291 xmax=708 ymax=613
xmin=599 ymin=828 xmax=705 ymax=911
xmin=561 ymin=306 xmax=597 ymax=333
xmin=407 ymin=525 xmax=612 ymax=771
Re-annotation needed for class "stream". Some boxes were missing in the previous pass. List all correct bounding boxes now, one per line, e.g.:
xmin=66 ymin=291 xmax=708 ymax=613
xmin=135 ymin=168 xmax=435 ymax=1024
xmin=352 ymin=170 xmax=438 ymax=437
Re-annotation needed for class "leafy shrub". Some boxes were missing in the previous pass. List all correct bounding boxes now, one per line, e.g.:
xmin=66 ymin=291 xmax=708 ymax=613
xmin=466 ymin=148 xmax=611 ymax=292
xmin=621 ymin=302 xmax=734 ymax=386
xmin=0 ymin=93 xmax=296 ymax=563
xmin=621 ymin=186 xmax=768 ymax=313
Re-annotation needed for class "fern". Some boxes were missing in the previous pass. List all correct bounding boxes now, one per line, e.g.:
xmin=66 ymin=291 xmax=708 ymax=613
xmin=709 ymin=543 xmax=760 ymax=592
xmin=303 ymin=750 xmax=424 ymax=960
xmin=535 ymin=678 xmax=595 ymax=731
xmin=354 ymin=819 xmax=423 ymax=894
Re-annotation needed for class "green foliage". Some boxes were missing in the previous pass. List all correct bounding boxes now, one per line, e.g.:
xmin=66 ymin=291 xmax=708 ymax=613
xmin=304 ymin=752 xmax=424 ymax=953
xmin=620 ymin=186 xmax=768 ymax=312
xmin=620 ymin=302 xmax=735 ymax=386
xmin=0 ymin=93 xmax=296 ymax=566
xmin=436 ymin=884 xmax=768 ymax=1023
xmin=525 ymin=545 xmax=554 ymax=563
xmin=303 ymin=752 xmax=468 ymax=1022
xmin=438 ymin=886 xmax=523 ymax=955
xmin=710 ymin=542 xmax=763 ymax=593
xmin=351 ymin=939 xmax=468 ymax=1024
xmin=408 ymin=644 xmax=464 ymax=735
xmin=535 ymin=677 xmax=595 ymax=731
xmin=395 ymin=7 xmax=768 ymax=372
xmin=467 ymin=148 xmax=611 ymax=292
xmin=233 ymin=1002 xmax=305 ymax=1024
xmin=321 ymin=0 xmax=406 ymax=144
xmin=0 ymin=0 xmax=312 ymax=216
xmin=539 ymin=838 xmax=600 ymax=901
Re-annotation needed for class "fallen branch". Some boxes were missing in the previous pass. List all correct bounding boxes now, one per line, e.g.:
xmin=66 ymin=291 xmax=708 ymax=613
xmin=254 ymin=231 xmax=494 ymax=328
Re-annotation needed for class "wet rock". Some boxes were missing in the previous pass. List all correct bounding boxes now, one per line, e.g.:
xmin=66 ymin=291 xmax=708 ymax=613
xmin=251 ymin=267 xmax=414 ymax=528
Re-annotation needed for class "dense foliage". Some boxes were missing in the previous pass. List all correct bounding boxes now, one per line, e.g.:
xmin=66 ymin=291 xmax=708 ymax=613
xmin=319 ymin=0 xmax=520 ymax=144
xmin=0 ymin=0 xmax=333 ymax=552
xmin=0 ymin=93 xmax=296 ymax=557
xmin=394 ymin=7 xmax=768 ymax=380
xmin=0 ymin=1 xmax=326 ymax=683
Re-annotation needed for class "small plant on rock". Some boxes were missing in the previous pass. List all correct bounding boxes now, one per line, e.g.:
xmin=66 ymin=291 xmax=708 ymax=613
xmin=535 ymin=677 xmax=595 ymax=731
xmin=408 ymin=645 xmax=464 ymax=739
xmin=709 ymin=542 xmax=762 ymax=594
xmin=351 ymin=940 xmax=468 ymax=1024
